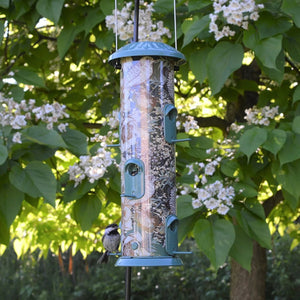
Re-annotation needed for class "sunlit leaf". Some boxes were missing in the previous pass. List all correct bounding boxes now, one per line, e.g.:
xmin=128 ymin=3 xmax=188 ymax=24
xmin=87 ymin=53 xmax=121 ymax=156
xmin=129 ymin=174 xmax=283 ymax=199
xmin=36 ymin=0 xmax=65 ymax=24
xmin=14 ymin=68 xmax=45 ymax=87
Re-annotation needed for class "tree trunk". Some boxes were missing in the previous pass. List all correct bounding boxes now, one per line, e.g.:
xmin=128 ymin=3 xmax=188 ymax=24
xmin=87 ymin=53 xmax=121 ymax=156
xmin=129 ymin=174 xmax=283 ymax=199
xmin=230 ymin=241 xmax=267 ymax=300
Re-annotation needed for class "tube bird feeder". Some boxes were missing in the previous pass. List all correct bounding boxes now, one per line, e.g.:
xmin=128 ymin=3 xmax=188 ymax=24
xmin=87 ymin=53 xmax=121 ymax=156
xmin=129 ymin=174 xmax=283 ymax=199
xmin=109 ymin=41 xmax=186 ymax=267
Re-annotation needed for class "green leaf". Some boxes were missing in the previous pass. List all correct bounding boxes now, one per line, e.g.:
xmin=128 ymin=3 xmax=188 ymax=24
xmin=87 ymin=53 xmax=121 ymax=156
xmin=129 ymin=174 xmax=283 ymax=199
xmin=239 ymin=127 xmax=268 ymax=161
xmin=242 ymin=210 xmax=271 ymax=249
xmin=236 ymin=209 xmax=271 ymax=249
xmin=263 ymin=129 xmax=287 ymax=155
xmin=278 ymin=132 xmax=300 ymax=165
xmin=283 ymin=27 xmax=300 ymax=63
xmin=233 ymin=182 xmax=258 ymax=198
xmin=255 ymin=36 xmax=283 ymax=70
xmin=244 ymin=25 xmax=283 ymax=71
xmin=207 ymin=42 xmax=244 ymax=94
xmin=57 ymin=23 xmax=83 ymax=59
xmin=22 ymin=125 xmax=67 ymax=148
xmin=14 ymin=68 xmax=45 ymax=87
xmin=273 ymin=159 xmax=300 ymax=199
xmin=189 ymin=47 xmax=211 ymax=84
xmin=153 ymin=0 xmax=174 ymax=13
xmin=229 ymin=224 xmax=253 ymax=271
xmin=9 ymin=165 xmax=41 ymax=198
xmin=83 ymin=7 xmax=105 ymax=36
xmin=73 ymin=194 xmax=102 ymax=231
xmin=182 ymin=15 xmax=210 ymax=48
xmin=95 ymin=30 xmax=114 ymax=50
xmin=178 ymin=213 xmax=199 ymax=242
xmin=100 ymin=0 xmax=121 ymax=15
xmin=293 ymin=85 xmax=300 ymax=104
xmin=282 ymin=189 xmax=299 ymax=211
xmin=292 ymin=116 xmax=300 ymax=134
xmin=63 ymin=180 xmax=97 ymax=203
xmin=9 ymin=162 xmax=56 ymax=206
xmin=194 ymin=218 xmax=235 ymax=268
xmin=61 ymin=128 xmax=88 ymax=156
xmin=177 ymin=195 xmax=195 ymax=219
xmin=220 ymin=159 xmax=240 ymax=178
xmin=0 ymin=145 xmax=8 ymax=165
xmin=0 ymin=20 xmax=4 ymax=43
xmin=0 ymin=176 xmax=24 ymax=226
xmin=0 ymin=0 xmax=9 ymax=8
xmin=244 ymin=199 xmax=266 ymax=220
xmin=281 ymin=0 xmax=300 ymax=28
xmin=36 ymin=0 xmax=65 ymax=25
xmin=256 ymin=12 xmax=292 ymax=39
xmin=0 ymin=210 xmax=9 ymax=245
xmin=189 ymin=136 xmax=214 ymax=149
xmin=188 ymin=0 xmax=211 ymax=12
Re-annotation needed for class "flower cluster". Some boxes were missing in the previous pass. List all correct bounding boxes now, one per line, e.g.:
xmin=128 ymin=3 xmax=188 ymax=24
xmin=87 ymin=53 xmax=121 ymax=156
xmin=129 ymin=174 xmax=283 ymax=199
xmin=181 ymin=145 xmax=237 ymax=215
xmin=192 ymin=180 xmax=235 ymax=215
xmin=105 ymin=1 xmax=171 ymax=42
xmin=0 ymin=93 xmax=69 ymax=144
xmin=209 ymin=0 xmax=264 ymax=41
xmin=244 ymin=105 xmax=283 ymax=126
xmin=181 ymin=115 xmax=200 ymax=133
xmin=68 ymin=147 xmax=114 ymax=187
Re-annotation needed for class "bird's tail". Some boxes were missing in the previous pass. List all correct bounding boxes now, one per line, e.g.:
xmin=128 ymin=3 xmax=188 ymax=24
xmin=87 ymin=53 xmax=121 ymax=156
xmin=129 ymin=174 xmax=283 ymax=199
xmin=97 ymin=250 xmax=109 ymax=264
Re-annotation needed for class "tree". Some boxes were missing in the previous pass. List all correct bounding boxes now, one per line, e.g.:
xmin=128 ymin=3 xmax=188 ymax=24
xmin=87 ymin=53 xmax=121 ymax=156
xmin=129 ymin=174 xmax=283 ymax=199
xmin=1 ymin=0 xmax=300 ymax=299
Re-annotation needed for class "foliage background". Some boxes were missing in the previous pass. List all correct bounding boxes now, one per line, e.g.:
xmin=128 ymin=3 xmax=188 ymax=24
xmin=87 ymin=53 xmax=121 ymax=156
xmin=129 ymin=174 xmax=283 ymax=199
xmin=1 ymin=0 xmax=300 ymax=296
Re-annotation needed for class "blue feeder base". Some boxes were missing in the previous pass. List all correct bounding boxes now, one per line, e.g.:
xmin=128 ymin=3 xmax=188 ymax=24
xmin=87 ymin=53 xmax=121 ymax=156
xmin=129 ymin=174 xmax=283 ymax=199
xmin=115 ymin=256 xmax=183 ymax=267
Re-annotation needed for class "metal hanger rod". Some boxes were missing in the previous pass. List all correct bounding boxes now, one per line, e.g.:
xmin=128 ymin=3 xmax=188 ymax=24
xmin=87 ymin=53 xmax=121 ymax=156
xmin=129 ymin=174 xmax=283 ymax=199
xmin=133 ymin=0 xmax=140 ymax=42
xmin=115 ymin=0 xmax=118 ymax=50
xmin=174 ymin=0 xmax=177 ymax=49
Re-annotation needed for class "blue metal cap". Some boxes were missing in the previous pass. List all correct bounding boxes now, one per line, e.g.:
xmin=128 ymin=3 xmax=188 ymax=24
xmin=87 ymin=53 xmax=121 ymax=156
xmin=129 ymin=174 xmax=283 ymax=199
xmin=108 ymin=41 xmax=186 ymax=68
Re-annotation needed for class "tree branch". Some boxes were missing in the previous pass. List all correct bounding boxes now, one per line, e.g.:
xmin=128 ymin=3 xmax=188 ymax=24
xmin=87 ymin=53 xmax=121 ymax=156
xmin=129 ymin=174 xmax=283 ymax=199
xmin=263 ymin=190 xmax=284 ymax=217
xmin=194 ymin=115 xmax=230 ymax=133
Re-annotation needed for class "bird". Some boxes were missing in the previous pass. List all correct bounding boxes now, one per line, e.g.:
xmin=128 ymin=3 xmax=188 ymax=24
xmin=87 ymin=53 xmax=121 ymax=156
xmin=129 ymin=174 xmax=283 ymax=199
xmin=97 ymin=223 xmax=120 ymax=264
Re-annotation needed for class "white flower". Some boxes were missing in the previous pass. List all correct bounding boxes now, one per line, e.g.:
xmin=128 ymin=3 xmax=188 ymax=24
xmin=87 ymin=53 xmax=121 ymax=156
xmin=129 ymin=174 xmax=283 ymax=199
xmin=11 ymin=115 xmax=26 ymax=129
xmin=210 ymin=0 xmax=264 ymax=41
xmin=105 ymin=2 xmax=171 ymax=42
xmin=192 ymin=199 xmax=202 ymax=209
xmin=12 ymin=132 xmax=22 ymax=144
xmin=204 ymin=197 xmax=219 ymax=210
xmin=204 ymin=162 xmax=216 ymax=176
xmin=217 ymin=204 xmax=230 ymax=215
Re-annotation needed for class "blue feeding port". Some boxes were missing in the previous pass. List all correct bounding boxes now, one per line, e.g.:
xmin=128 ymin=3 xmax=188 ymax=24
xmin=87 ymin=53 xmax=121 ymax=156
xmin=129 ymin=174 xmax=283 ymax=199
xmin=110 ymin=41 xmax=189 ymax=267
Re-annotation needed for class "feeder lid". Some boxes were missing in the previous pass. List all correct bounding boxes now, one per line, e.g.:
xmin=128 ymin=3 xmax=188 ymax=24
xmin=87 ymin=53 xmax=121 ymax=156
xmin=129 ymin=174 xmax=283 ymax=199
xmin=108 ymin=41 xmax=186 ymax=67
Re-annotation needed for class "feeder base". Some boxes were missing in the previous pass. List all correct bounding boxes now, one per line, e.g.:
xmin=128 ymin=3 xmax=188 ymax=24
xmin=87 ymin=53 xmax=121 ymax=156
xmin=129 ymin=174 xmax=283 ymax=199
xmin=115 ymin=256 xmax=183 ymax=267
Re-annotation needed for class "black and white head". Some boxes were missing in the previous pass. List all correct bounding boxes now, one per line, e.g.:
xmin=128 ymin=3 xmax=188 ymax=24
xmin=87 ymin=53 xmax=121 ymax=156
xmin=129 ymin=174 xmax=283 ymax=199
xmin=104 ymin=223 xmax=119 ymax=236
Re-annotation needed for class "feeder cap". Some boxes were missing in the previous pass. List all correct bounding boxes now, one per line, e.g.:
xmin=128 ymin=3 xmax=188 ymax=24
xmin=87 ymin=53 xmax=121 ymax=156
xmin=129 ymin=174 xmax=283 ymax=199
xmin=108 ymin=41 xmax=186 ymax=67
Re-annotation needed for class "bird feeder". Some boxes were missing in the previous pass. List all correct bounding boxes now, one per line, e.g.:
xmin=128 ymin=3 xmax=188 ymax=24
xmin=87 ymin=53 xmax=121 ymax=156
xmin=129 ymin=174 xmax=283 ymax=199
xmin=109 ymin=41 xmax=187 ymax=267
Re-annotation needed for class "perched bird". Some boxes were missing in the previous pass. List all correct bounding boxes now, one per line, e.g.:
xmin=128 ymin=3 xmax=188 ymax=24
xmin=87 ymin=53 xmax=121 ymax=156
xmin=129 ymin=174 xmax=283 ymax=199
xmin=98 ymin=223 xmax=120 ymax=264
